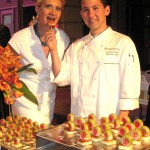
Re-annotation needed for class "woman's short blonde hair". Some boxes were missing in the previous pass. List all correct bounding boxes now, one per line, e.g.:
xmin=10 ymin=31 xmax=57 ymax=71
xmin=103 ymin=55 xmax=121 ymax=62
xmin=36 ymin=0 xmax=65 ymax=7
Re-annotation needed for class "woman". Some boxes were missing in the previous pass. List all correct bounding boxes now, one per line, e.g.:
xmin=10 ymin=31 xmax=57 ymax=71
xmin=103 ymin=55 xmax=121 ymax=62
xmin=8 ymin=0 xmax=70 ymax=125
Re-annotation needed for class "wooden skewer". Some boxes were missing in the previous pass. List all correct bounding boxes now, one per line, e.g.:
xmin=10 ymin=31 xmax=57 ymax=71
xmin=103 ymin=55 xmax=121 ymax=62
xmin=48 ymin=22 xmax=55 ymax=29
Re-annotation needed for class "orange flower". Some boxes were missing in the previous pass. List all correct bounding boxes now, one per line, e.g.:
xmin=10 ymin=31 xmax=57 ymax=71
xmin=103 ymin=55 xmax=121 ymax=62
xmin=0 ymin=46 xmax=4 ymax=55
xmin=0 ymin=45 xmax=37 ymax=105
xmin=4 ymin=96 xmax=15 ymax=104
xmin=13 ymin=89 xmax=24 ymax=98
xmin=3 ymin=72 xmax=19 ymax=86
xmin=0 ymin=80 xmax=11 ymax=91
xmin=3 ymin=92 xmax=15 ymax=104
xmin=14 ymin=80 xmax=23 ymax=89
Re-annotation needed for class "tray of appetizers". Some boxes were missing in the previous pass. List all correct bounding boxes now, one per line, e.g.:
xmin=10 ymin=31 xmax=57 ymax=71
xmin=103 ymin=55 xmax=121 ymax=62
xmin=0 ymin=114 xmax=51 ymax=150
xmin=36 ymin=113 xmax=150 ymax=150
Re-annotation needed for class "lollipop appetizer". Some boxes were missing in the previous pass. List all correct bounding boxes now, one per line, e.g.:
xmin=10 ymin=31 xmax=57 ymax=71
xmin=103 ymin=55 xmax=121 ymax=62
xmin=4 ymin=133 xmax=13 ymax=145
xmin=91 ymin=126 xmax=103 ymax=142
xmin=134 ymin=119 xmax=143 ymax=129
xmin=119 ymin=126 xmax=130 ymax=137
xmin=111 ymin=118 xmax=121 ymax=135
xmin=40 ymin=123 xmax=48 ymax=131
xmin=12 ymin=137 xmax=22 ymax=148
xmin=125 ymin=122 xmax=135 ymax=131
xmin=0 ymin=118 xmax=6 ymax=126
xmin=116 ymin=126 xmax=130 ymax=141
xmin=80 ymin=123 xmax=89 ymax=131
xmin=99 ymin=117 xmax=109 ymax=126
xmin=67 ymin=113 xmax=75 ymax=122
xmin=87 ymin=119 xmax=97 ymax=130
xmin=118 ymin=134 xmax=133 ymax=150
xmin=101 ymin=123 xmax=111 ymax=133
xmin=108 ymin=113 xmax=117 ymax=128
xmin=101 ymin=130 xmax=116 ymax=146
xmin=64 ymin=121 xmax=76 ymax=134
xmin=122 ymin=116 xmax=131 ymax=125
xmin=88 ymin=113 xmax=97 ymax=121
xmin=108 ymin=113 xmax=117 ymax=123
xmin=130 ymin=128 xmax=142 ymax=145
xmin=76 ymin=117 xmax=85 ymax=130
xmin=48 ymin=20 xmax=55 ymax=29
xmin=140 ymin=126 xmax=150 ymax=142
xmin=77 ymin=130 xmax=92 ymax=146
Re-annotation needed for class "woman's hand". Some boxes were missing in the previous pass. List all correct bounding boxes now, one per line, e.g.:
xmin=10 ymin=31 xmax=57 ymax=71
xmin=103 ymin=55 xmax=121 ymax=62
xmin=44 ymin=28 xmax=61 ymax=77
xmin=45 ymin=28 xmax=57 ymax=53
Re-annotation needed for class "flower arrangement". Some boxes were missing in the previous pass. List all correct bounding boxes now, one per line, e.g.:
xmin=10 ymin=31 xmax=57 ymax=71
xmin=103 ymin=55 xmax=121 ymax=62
xmin=0 ymin=45 xmax=38 ymax=105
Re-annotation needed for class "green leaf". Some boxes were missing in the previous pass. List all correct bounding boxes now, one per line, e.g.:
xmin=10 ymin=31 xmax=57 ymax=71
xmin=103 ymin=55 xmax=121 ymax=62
xmin=22 ymin=68 xmax=37 ymax=74
xmin=15 ymin=81 xmax=38 ymax=105
xmin=18 ymin=64 xmax=37 ymax=74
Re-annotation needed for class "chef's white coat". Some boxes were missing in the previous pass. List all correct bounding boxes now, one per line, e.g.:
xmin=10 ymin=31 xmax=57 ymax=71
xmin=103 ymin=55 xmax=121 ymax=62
xmin=8 ymin=26 xmax=70 ymax=124
xmin=54 ymin=27 xmax=141 ymax=119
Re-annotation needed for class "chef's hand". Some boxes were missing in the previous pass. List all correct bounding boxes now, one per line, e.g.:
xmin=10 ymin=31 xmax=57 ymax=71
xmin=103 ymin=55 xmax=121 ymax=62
xmin=118 ymin=110 xmax=129 ymax=121
xmin=45 ymin=28 xmax=57 ymax=53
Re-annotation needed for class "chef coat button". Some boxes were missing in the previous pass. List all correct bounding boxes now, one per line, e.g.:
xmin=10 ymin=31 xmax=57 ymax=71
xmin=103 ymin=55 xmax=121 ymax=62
xmin=96 ymin=61 xmax=100 ymax=64
xmin=101 ymin=45 xmax=103 ymax=47
xmin=93 ymin=95 xmax=95 ymax=98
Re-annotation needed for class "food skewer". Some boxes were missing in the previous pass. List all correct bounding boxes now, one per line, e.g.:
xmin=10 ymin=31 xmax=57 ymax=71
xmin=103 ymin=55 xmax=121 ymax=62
xmin=48 ymin=20 xmax=55 ymax=30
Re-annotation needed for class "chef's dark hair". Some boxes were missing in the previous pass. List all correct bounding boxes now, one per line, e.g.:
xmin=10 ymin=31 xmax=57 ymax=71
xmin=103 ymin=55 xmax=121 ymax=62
xmin=101 ymin=0 xmax=111 ymax=7
xmin=80 ymin=0 xmax=111 ymax=8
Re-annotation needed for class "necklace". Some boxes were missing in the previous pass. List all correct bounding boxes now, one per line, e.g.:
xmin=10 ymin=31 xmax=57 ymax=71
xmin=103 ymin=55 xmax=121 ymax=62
xmin=33 ymin=23 xmax=47 ymax=47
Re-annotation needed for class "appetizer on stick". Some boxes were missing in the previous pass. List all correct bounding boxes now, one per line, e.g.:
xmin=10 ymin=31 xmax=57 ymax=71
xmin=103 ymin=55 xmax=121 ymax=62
xmin=64 ymin=121 xmax=76 ymax=135
xmin=67 ymin=113 xmax=75 ymax=122
xmin=140 ymin=126 xmax=150 ymax=142
xmin=101 ymin=130 xmax=116 ymax=146
xmin=134 ymin=119 xmax=143 ymax=129
xmin=88 ymin=113 xmax=97 ymax=121
xmin=12 ymin=137 xmax=23 ymax=148
xmin=122 ymin=116 xmax=131 ymax=125
xmin=91 ymin=126 xmax=103 ymax=142
xmin=118 ymin=134 xmax=133 ymax=150
xmin=130 ymin=128 xmax=142 ymax=145
xmin=87 ymin=119 xmax=97 ymax=130
xmin=77 ymin=130 xmax=92 ymax=146
xmin=76 ymin=117 xmax=85 ymax=130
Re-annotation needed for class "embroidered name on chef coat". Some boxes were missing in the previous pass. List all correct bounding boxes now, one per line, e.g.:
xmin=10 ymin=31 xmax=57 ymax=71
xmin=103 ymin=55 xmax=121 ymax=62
xmin=105 ymin=48 xmax=119 ymax=56
xmin=104 ymin=48 xmax=119 ymax=64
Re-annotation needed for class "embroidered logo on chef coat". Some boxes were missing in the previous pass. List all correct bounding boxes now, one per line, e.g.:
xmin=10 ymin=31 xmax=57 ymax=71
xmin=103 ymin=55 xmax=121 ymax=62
xmin=105 ymin=48 xmax=119 ymax=56
xmin=104 ymin=48 xmax=119 ymax=64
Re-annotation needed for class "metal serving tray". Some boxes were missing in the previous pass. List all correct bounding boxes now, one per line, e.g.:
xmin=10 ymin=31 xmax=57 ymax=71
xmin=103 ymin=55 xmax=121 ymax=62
xmin=36 ymin=124 xmax=150 ymax=150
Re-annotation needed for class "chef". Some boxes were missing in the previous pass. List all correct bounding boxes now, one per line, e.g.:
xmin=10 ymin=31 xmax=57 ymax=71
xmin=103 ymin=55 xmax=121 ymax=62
xmin=47 ymin=0 xmax=141 ymax=120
